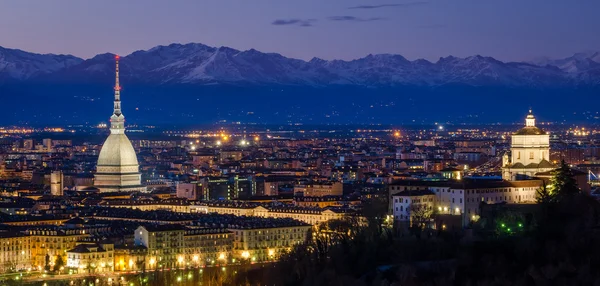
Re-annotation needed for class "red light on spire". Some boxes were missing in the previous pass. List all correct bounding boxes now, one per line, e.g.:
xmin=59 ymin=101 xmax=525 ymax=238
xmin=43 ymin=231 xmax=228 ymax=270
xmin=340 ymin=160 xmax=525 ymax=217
xmin=115 ymin=55 xmax=120 ymax=60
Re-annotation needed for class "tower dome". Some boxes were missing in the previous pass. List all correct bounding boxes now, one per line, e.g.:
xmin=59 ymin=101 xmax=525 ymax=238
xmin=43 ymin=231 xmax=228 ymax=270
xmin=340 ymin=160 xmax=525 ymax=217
xmin=94 ymin=55 xmax=145 ymax=193
xmin=97 ymin=134 xmax=139 ymax=167
xmin=514 ymin=109 xmax=545 ymax=135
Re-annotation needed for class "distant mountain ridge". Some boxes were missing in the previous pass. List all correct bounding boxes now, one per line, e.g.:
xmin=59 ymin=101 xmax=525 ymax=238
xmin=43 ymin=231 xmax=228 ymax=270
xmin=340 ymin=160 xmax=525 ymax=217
xmin=1 ymin=43 xmax=599 ymax=87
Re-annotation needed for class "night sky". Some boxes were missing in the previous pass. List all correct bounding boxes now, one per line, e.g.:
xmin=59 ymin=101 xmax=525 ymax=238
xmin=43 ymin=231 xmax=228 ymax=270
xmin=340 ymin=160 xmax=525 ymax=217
xmin=0 ymin=0 xmax=598 ymax=61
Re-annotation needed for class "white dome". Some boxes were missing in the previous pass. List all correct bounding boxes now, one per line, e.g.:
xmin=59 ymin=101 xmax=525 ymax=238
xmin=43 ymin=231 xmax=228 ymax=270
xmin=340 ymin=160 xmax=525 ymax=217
xmin=97 ymin=133 xmax=139 ymax=167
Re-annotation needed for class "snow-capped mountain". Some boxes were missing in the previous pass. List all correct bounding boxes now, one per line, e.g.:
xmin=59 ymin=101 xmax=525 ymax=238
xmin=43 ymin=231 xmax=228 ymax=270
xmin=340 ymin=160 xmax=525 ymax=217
xmin=0 ymin=46 xmax=82 ymax=80
xmin=1 ymin=43 xmax=599 ymax=87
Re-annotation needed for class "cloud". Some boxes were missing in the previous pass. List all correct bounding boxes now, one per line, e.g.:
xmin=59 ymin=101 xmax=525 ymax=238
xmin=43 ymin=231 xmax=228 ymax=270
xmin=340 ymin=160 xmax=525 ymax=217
xmin=328 ymin=16 xmax=384 ymax=22
xmin=348 ymin=2 xmax=428 ymax=9
xmin=271 ymin=19 xmax=315 ymax=27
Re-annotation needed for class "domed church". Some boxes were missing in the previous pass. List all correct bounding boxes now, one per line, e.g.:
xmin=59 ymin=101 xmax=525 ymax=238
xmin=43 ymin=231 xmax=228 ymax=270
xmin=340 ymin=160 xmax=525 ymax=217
xmin=94 ymin=55 xmax=146 ymax=192
xmin=502 ymin=110 xmax=555 ymax=180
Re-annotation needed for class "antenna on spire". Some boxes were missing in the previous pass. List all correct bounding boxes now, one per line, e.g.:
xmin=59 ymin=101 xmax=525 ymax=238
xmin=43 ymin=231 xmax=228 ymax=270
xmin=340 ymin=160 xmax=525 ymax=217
xmin=114 ymin=55 xmax=121 ymax=92
xmin=113 ymin=55 xmax=122 ymax=116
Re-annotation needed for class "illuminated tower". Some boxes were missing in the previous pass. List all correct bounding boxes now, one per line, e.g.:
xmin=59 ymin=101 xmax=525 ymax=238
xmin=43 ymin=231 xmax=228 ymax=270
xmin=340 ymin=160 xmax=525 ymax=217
xmin=94 ymin=55 xmax=146 ymax=192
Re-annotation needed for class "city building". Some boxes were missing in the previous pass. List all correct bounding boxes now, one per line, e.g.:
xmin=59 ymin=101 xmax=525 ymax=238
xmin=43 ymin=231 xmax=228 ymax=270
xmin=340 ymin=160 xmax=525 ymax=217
xmin=391 ymin=189 xmax=436 ymax=226
xmin=228 ymin=220 xmax=311 ymax=262
xmin=0 ymin=232 xmax=31 ymax=273
xmin=94 ymin=56 xmax=145 ymax=193
xmin=134 ymin=225 xmax=233 ymax=269
xmin=294 ymin=182 xmax=343 ymax=197
xmin=183 ymin=228 xmax=233 ymax=266
xmin=99 ymin=198 xmax=190 ymax=213
xmin=502 ymin=110 xmax=554 ymax=180
xmin=66 ymin=242 xmax=115 ymax=273
xmin=190 ymin=202 xmax=351 ymax=225
xmin=27 ymin=228 xmax=89 ymax=270
xmin=50 ymin=170 xmax=64 ymax=196
xmin=389 ymin=179 xmax=542 ymax=227
xmin=134 ymin=225 xmax=187 ymax=270
xmin=176 ymin=182 xmax=200 ymax=200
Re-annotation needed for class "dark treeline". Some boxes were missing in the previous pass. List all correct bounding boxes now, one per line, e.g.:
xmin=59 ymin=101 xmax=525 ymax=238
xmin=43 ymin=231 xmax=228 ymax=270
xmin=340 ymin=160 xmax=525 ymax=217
xmin=234 ymin=161 xmax=600 ymax=285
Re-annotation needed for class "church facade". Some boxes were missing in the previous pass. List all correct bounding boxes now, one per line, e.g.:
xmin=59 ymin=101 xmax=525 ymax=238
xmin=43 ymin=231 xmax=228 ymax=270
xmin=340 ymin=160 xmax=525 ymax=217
xmin=502 ymin=110 xmax=554 ymax=180
xmin=94 ymin=55 xmax=146 ymax=192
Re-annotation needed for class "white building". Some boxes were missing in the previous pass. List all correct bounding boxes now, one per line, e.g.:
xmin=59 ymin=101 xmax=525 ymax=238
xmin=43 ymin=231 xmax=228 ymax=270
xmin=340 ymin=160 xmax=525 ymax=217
xmin=66 ymin=243 xmax=114 ymax=273
xmin=94 ymin=56 xmax=145 ymax=193
xmin=391 ymin=190 xmax=436 ymax=224
xmin=502 ymin=110 xmax=554 ymax=180
xmin=389 ymin=179 xmax=542 ymax=227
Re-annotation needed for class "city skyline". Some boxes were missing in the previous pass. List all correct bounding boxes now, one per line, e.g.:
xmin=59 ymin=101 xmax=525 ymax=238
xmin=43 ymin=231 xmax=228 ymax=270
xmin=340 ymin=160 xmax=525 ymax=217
xmin=1 ymin=2 xmax=600 ymax=285
xmin=0 ymin=0 xmax=599 ymax=62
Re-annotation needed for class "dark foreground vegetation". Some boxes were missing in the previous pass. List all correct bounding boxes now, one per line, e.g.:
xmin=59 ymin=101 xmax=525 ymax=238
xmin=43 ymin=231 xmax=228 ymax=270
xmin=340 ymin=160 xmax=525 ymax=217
xmin=236 ymin=161 xmax=600 ymax=285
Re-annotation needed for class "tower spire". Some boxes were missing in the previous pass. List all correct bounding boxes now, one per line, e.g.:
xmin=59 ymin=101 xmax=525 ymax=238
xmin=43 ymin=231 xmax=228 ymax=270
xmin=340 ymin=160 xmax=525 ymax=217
xmin=109 ymin=55 xmax=125 ymax=134
xmin=114 ymin=55 xmax=122 ymax=116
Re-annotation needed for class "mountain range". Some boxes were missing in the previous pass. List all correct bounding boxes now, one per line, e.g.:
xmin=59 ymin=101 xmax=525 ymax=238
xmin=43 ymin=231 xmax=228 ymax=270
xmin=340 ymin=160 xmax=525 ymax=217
xmin=1 ymin=43 xmax=600 ymax=126
xmin=1 ymin=43 xmax=599 ymax=87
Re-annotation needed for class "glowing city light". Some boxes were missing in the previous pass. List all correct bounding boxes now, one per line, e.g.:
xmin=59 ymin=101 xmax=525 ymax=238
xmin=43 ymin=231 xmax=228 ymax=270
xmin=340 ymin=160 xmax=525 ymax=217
xmin=241 ymin=251 xmax=250 ymax=259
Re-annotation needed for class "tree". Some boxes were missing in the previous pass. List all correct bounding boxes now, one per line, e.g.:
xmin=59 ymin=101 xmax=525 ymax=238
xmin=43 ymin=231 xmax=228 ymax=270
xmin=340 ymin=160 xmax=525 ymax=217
xmin=550 ymin=160 xmax=579 ymax=196
xmin=44 ymin=254 xmax=51 ymax=272
xmin=361 ymin=195 xmax=389 ymax=232
xmin=536 ymin=180 xmax=556 ymax=204
xmin=53 ymin=255 xmax=65 ymax=273
xmin=410 ymin=204 xmax=434 ymax=229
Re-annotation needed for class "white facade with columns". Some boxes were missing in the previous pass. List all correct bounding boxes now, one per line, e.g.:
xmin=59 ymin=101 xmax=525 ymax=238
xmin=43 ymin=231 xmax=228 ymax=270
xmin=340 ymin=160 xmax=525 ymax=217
xmin=502 ymin=110 xmax=554 ymax=180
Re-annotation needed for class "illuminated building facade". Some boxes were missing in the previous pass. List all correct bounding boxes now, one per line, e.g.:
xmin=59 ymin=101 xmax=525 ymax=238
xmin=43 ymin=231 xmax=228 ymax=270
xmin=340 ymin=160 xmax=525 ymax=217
xmin=389 ymin=179 xmax=541 ymax=227
xmin=94 ymin=56 xmax=145 ymax=193
xmin=294 ymin=182 xmax=343 ymax=197
xmin=66 ymin=243 xmax=114 ymax=273
xmin=229 ymin=224 xmax=311 ymax=262
xmin=189 ymin=203 xmax=349 ymax=225
xmin=133 ymin=225 xmax=233 ymax=269
xmin=0 ymin=233 xmax=31 ymax=273
xmin=27 ymin=229 xmax=88 ymax=270
xmin=391 ymin=190 xmax=436 ymax=225
xmin=502 ymin=110 xmax=554 ymax=180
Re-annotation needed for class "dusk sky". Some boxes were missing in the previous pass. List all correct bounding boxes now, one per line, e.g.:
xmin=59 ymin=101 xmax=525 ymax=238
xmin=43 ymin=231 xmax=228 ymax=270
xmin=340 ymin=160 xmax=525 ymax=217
xmin=0 ymin=0 xmax=598 ymax=62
